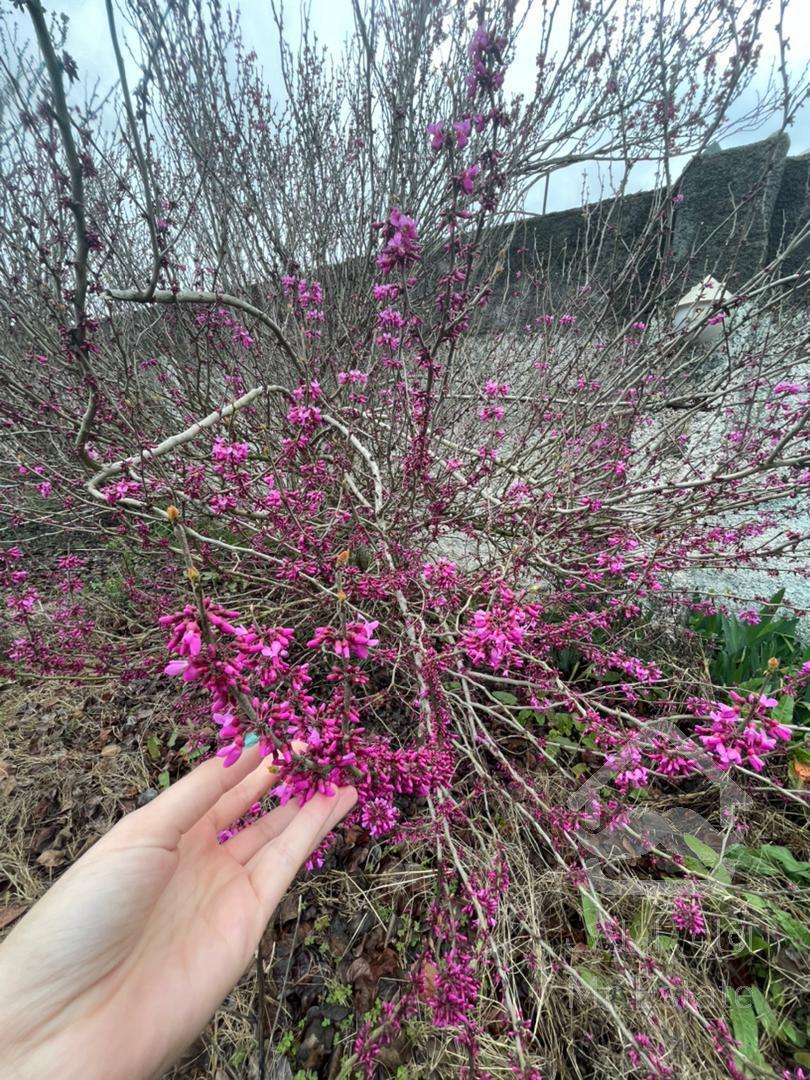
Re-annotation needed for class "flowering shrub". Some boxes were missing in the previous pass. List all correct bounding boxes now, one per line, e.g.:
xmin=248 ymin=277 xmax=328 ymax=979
xmin=3 ymin=0 xmax=810 ymax=1076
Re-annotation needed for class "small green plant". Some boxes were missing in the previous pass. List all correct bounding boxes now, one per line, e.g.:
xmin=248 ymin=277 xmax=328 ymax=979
xmin=325 ymin=979 xmax=353 ymax=1008
xmin=393 ymin=913 xmax=422 ymax=960
xmin=690 ymin=589 xmax=809 ymax=687
xmin=304 ymin=913 xmax=331 ymax=951
xmin=276 ymin=1029 xmax=297 ymax=1057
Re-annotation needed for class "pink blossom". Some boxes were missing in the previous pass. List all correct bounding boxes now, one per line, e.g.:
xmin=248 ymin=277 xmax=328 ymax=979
xmin=360 ymin=797 xmax=399 ymax=837
xmin=374 ymin=208 xmax=420 ymax=275
xmin=737 ymin=607 xmax=759 ymax=624
xmin=427 ymin=122 xmax=445 ymax=151
xmin=308 ymin=620 xmax=380 ymax=661
xmin=455 ymin=163 xmax=480 ymax=194
xmin=696 ymin=692 xmax=791 ymax=773
xmin=672 ymin=894 xmax=706 ymax=937
xmin=453 ymin=118 xmax=472 ymax=148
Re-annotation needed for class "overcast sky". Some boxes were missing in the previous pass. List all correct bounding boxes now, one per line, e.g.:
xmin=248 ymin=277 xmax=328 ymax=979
xmin=14 ymin=0 xmax=810 ymax=213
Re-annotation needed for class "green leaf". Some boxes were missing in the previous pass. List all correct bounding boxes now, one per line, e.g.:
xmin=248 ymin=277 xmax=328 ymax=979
xmin=491 ymin=690 xmax=518 ymax=706
xmin=684 ymin=834 xmax=721 ymax=868
xmin=712 ymin=862 xmax=734 ymax=885
xmin=653 ymin=934 xmax=678 ymax=957
xmin=738 ymin=677 xmax=765 ymax=691
xmin=775 ymin=1018 xmax=804 ymax=1047
xmin=546 ymin=711 xmax=575 ymax=736
xmin=146 ymin=734 xmax=161 ymax=761
xmin=728 ymin=845 xmax=781 ymax=877
xmin=579 ymin=889 xmax=601 ymax=947
xmin=158 ymin=770 xmax=171 ymax=789
xmin=749 ymin=987 xmax=778 ymax=1038
xmin=760 ymin=844 xmax=810 ymax=881
xmin=794 ymin=1052 xmax=810 ymax=1067
xmin=167 ymin=730 xmax=178 ymax=748
xmin=723 ymin=615 xmax=743 ymax=657
xmin=543 ymin=735 xmax=561 ymax=761
xmin=769 ymin=907 xmax=810 ymax=947
xmin=629 ymin=900 xmax=653 ymax=947
xmin=576 ymin=967 xmax=603 ymax=991
xmin=726 ymin=990 xmax=762 ymax=1070
xmin=772 ymin=696 xmax=795 ymax=726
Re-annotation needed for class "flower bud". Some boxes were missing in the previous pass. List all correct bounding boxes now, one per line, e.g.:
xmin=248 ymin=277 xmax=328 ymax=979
xmin=186 ymin=566 xmax=200 ymax=583
xmin=166 ymin=505 xmax=180 ymax=523
xmin=767 ymin=657 xmax=779 ymax=672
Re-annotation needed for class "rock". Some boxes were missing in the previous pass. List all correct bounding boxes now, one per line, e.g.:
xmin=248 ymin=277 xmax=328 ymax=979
xmin=136 ymin=788 xmax=159 ymax=807
xmin=672 ymin=276 xmax=732 ymax=345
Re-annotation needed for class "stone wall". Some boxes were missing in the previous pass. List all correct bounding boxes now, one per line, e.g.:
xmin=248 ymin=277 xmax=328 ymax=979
xmin=767 ymin=151 xmax=810 ymax=281
xmin=485 ymin=132 xmax=809 ymax=319
xmin=671 ymin=132 xmax=790 ymax=285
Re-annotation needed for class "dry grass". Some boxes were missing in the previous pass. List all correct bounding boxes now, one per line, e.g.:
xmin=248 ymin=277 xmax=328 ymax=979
xmin=2 ymin=667 xmax=809 ymax=1079
xmin=0 ymin=682 xmax=150 ymax=903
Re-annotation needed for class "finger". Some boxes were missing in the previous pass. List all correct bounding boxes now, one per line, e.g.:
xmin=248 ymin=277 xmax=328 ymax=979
xmin=247 ymin=787 xmax=357 ymax=916
xmin=210 ymin=762 xmax=281 ymax=833
xmin=222 ymin=799 xmax=301 ymax=864
xmin=210 ymin=739 xmax=307 ymax=832
xmin=136 ymin=742 xmax=264 ymax=839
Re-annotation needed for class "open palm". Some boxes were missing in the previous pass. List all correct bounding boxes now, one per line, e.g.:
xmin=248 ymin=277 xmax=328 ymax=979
xmin=0 ymin=745 xmax=356 ymax=1080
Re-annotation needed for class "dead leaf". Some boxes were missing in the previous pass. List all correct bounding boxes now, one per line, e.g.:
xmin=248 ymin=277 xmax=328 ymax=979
xmin=100 ymin=744 xmax=121 ymax=757
xmin=0 ymin=776 xmax=17 ymax=797
xmin=0 ymin=905 xmax=27 ymax=931
xmin=346 ymin=956 xmax=372 ymax=984
xmin=343 ymin=825 xmax=364 ymax=847
xmin=370 ymin=947 xmax=399 ymax=980
xmin=420 ymin=959 xmax=438 ymax=995
xmin=36 ymin=849 xmax=67 ymax=869
xmin=31 ymin=825 xmax=57 ymax=851
xmin=277 ymin=892 xmax=300 ymax=925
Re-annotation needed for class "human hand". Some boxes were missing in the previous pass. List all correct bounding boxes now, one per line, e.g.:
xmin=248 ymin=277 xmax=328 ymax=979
xmin=0 ymin=744 xmax=356 ymax=1079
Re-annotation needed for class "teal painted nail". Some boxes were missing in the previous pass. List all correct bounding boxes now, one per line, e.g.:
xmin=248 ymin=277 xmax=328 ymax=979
xmin=245 ymin=733 xmax=259 ymax=747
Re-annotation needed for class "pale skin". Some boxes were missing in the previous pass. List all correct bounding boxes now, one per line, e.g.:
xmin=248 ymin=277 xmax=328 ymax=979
xmin=0 ymin=744 xmax=357 ymax=1079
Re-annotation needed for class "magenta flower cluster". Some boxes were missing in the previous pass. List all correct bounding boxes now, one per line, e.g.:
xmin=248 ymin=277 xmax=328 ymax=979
xmin=374 ymin=208 xmax=421 ymax=275
xmin=672 ymin=894 xmax=707 ymax=937
xmin=695 ymin=691 xmax=792 ymax=772
xmin=160 ymin=602 xmax=445 ymax=829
